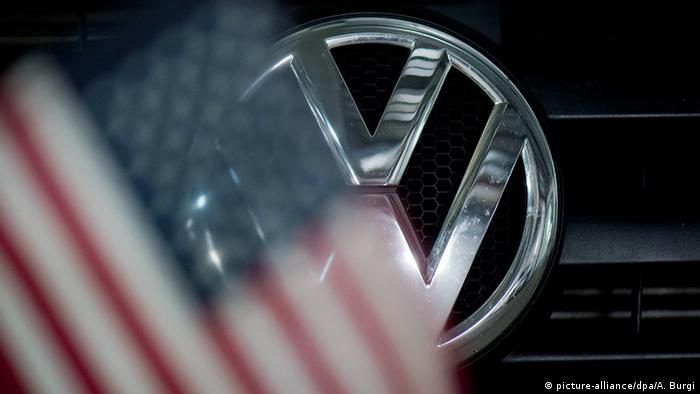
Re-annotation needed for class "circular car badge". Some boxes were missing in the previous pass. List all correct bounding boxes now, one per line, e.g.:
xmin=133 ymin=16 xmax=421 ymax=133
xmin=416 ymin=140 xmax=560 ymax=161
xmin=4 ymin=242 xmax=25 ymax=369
xmin=247 ymin=16 xmax=560 ymax=362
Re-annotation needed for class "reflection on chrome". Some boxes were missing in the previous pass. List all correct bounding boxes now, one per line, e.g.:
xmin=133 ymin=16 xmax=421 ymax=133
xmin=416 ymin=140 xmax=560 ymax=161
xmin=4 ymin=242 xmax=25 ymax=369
xmin=248 ymin=206 xmax=266 ymax=242
xmin=227 ymin=167 xmax=241 ymax=186
xmin=194 ymin=194 xmax=207 ymax=210
xmin=204 ymin=230 xmax=224 ymax=274
xmin=358 ymin=148 xmax=401 ymax=174
xmin=318 ymin=250 xmax=336 ymax=282
xmin=289 ymin=40 xmax=449 ymax=185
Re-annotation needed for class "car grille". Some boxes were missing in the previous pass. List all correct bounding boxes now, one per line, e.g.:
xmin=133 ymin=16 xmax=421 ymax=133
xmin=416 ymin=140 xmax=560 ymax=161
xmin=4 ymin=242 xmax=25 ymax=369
xmin=507 ymin=262 xmax=700 ymax=362
xmin=501 ymin=116 xmax=700 ymax=365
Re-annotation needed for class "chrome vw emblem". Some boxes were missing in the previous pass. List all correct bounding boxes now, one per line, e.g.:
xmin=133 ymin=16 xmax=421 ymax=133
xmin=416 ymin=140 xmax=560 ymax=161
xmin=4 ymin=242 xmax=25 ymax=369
xmin=248 ymin=17 xmax=560 ymax=362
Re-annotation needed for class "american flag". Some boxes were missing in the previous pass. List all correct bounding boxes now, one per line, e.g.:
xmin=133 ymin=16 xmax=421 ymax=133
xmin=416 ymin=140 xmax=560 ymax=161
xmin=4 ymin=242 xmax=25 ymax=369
xmin=0 ymin=2 xmax=456 ymax=393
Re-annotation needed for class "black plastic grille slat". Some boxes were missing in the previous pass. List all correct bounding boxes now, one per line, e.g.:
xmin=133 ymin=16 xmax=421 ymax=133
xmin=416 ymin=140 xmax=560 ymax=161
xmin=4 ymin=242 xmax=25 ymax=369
xmin=331 ymin=44 xmax=409 ymax=135
xmin=0 ymin=10 xmax=134 ymax=69
xmin=508 ymin=262 xmax=700 ymax=360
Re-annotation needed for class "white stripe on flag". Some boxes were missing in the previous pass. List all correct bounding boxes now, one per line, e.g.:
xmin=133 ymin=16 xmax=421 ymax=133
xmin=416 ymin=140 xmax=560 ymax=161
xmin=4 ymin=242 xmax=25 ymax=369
xmin=0 ymin=256 xmax=82 ymax=394
xmin=2 ymin=56 xmax=245 ymax=394
xmin=265 ymin=246 xmax=392 ymax=393
xmin=214 ymin=289 xmax=318 ymax=394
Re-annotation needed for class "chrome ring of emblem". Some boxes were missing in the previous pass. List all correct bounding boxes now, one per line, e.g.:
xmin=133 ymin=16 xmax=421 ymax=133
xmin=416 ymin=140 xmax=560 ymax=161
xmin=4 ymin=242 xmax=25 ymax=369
xmin=246 ymin=17 xmax=560 ymax=362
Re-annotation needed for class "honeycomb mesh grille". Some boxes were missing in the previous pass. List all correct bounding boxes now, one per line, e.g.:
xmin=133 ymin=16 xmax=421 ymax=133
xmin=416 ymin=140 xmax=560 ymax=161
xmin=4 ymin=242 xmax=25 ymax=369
xmin=396 ymin=70 xmax=494 ymax=256
xmin=331 ymin=44 xmax=409 ymax=135
xmin=330 ymin=43 xmax=527 ymax=325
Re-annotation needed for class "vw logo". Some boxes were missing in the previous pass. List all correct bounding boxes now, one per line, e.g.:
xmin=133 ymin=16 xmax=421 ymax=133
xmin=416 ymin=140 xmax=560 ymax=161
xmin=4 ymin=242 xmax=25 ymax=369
xmin=245 ymin=17 xmax=560 ymax=362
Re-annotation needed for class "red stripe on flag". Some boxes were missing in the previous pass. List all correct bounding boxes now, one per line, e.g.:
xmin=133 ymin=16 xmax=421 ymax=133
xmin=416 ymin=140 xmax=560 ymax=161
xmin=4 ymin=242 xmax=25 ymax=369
xmin=254 ymin=270 xmax=347 ymax=394
xmin=327 ymin=255 xmax=412 ymax=394
xmin=304 ymin=232 xmax=412 ymax=394
xmin=0 ymin=90 xmax=186 ymax=394
xmin=202 ymin=310 xmax=269 ymax=394
xmin=0 ymin=218 xmax=103 ymax=394
xmin=0 ymin=342 xmax=28 ymax=394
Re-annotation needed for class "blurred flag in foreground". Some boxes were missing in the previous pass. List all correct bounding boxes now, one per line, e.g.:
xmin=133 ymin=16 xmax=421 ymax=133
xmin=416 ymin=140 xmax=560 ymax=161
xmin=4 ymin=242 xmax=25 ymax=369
xmin=0 ymin=2 xmax=457 ymax=393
